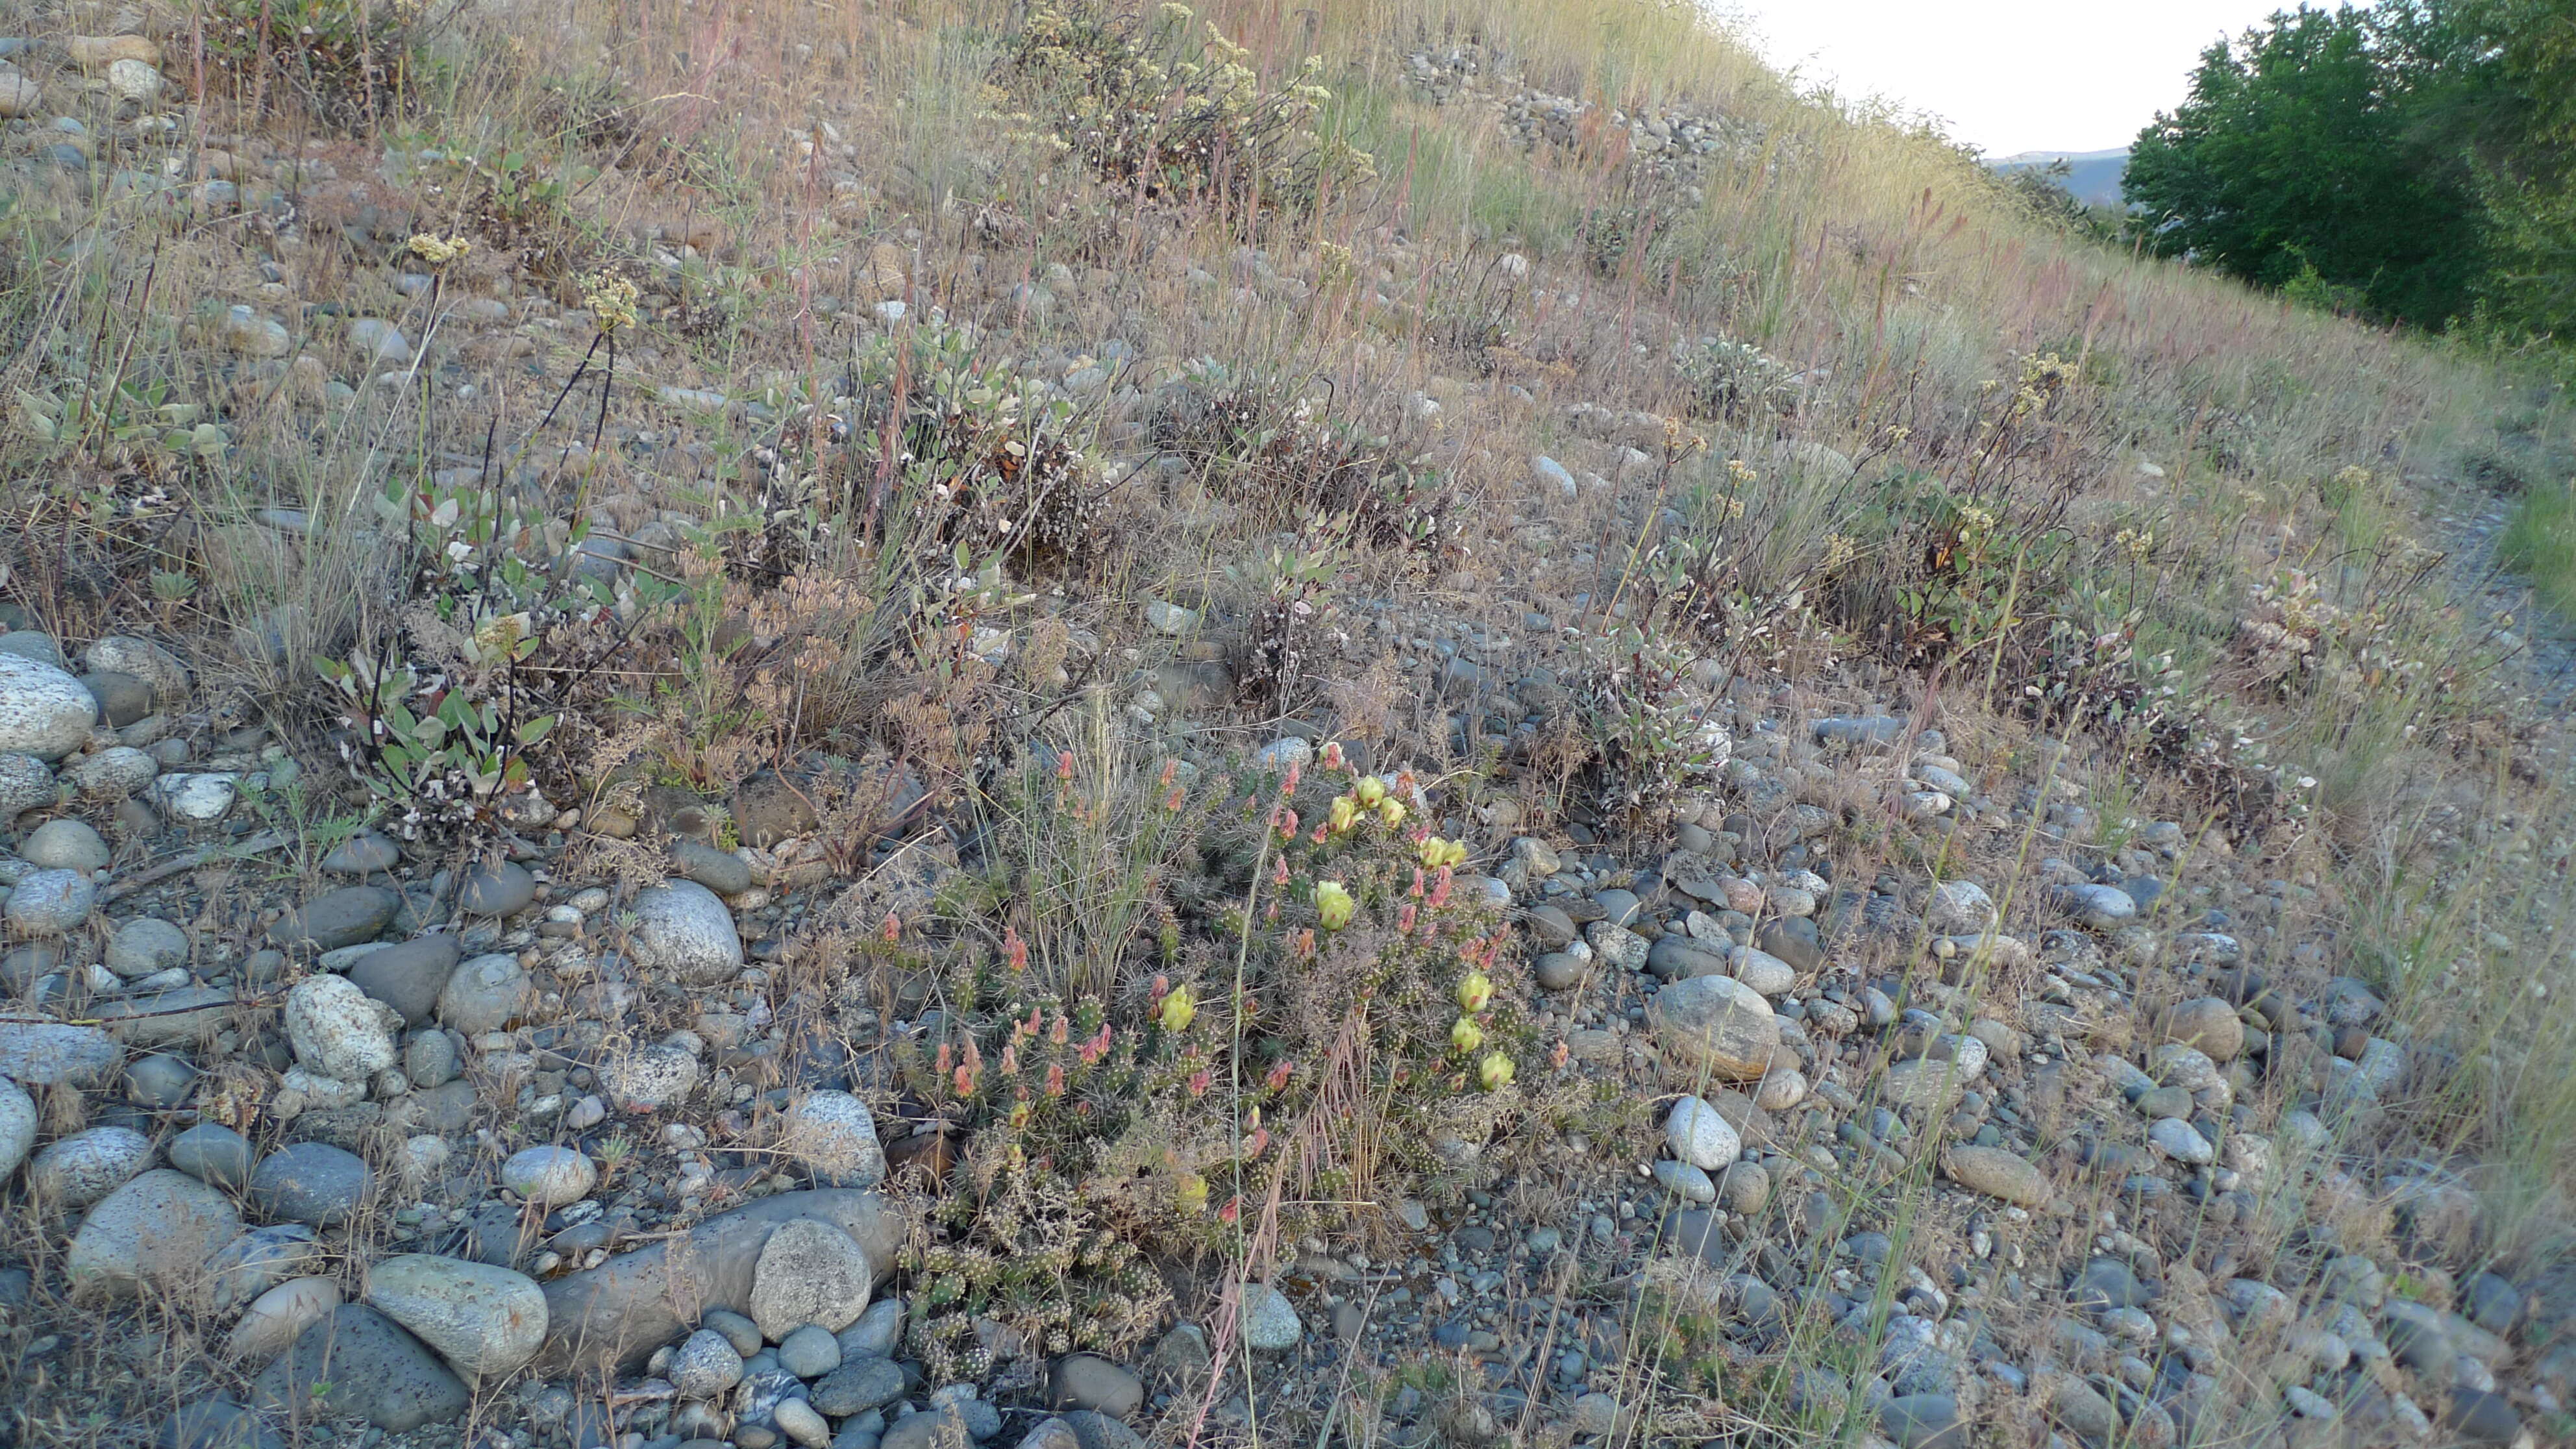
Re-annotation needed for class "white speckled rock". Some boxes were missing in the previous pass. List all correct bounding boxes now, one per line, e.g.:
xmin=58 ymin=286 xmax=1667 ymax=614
xmin=65 ymin=745 xmax=155 ymax=798
xmin=284 ymin=972 xmax=401 ymax=1080
xmin=499 ymin=1145 xmax=596 ymax=1208
xmin=5 ymin=867 xmax=97 ymax=935
xmin=0 ymin=1077 xmax=36 ymax=1180
xmin=597 ymin=1036 xmax=701 ymax=1112
xmin=1926 ymin=880 xmax=1997 ymax=935
xmin=30 ymin=1125 xmax=155 ymax=1208
xmin=667 ymin=1327 xmax=744 ymax=1398
xmin=366 ymin=1254 xmax=547 ymax=1378
xmin=105 ymin=57 xmax=162 ymax=105
xmin=780 ymin=1091 xmax=887 ymax=1187
xmin=1238 ymin=1282 xmax=1302 ymax=1351
xmin=747 ymin=1218 xmax=874 ymax=1339
xmin=0 ymin=652 xmax=99 ymax=761
xmin=1663 ymin=1095 xmax=1740 ymax=1171
xmin=0 ymin=752 xmax=54 ymax=814
xmin=152 ymin=771 xmax=240 ymax=821
xmin=626 ymin=879 xmax=743 ymax=985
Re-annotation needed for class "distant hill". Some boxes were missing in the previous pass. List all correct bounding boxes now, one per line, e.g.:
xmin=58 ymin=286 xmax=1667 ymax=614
xmin=1986 ymin=147 xmax=2129 ymax=208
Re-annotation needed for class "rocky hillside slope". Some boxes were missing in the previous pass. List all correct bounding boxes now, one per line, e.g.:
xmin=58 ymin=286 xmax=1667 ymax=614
xmin=0 ymin=3 xmax=2570 ymax=1449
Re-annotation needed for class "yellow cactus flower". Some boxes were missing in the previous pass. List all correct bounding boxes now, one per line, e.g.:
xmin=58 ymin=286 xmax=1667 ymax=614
xmin=1377 ymin=797 xmax=1406 ymax=828
xmin=1328 ymin=795 xmax=1359 ymax=834
xmin=1450 ymin=1016 xmax=1483 ymax=1054
xmin=1176 ymin=1172 xmax=1208 ymax=1211
xmin=1315 ymin=880 xmax=1356 ymax=930
xmin=1478 ymin=1052 xmax=1517 ymax=1092
xmin=1159 ymin=984 xmax=1198 ymax=1034
xmin=1456 ymin=971 xmax=1493 ymax=1014
xmin=1354 ymin=776 xmax=1387 ymax=808
xmin=1418 ymin=836 xmax=1468 ymax=870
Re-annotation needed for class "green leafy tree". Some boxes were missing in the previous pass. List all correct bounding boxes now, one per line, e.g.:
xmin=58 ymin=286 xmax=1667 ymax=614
xmin=2124 ymin=5 xmax=2489 ymax=326
xmin=2449 ymin=0 xmax=2576 ymax=339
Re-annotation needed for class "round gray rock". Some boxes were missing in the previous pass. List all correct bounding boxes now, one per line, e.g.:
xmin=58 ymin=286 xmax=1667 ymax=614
xmin=270 ymin=884 xmax=401 ymax=952
xmin=106 ymin=917 xmax=190 ymax=978
xmin=123 ymin=1052 xmax=199 ymax=1107
xmin=810 ymin=1354 xmax=905 ymax=1415
xmin=321 ymin=830 xmax=402 ymax=874
xmin=68 ymin=1168 xmax=245 ymax=1298
xmin=346 ymin=935 xmax=462 ymax=1025
xmin=776 ymin=1322 xmax=842 ymax=1378
xmin=2055 ymin=883 xmax=2136 ymax=929
xmin=169 ymin=1122 xmax=256 ymax=1189
xmin=252 ymin=1304 xmax=469 ymax=1431
xmin=6 ymin=867 xmax=97 ymax=935
xmin=21 ymin=817 xmax=108 ymax=873
xmin=1046 ymin=1354 xmax=1145 ymax=1420
xmin=367 ymin=1253 xmax=548 ymax=1378
xmin=0 ymin=651 xmax=99 ymax=761
xmin=627 ymin=879 xmax=743 ymax=984
xmin=458 ymin=861 xmax=536 ymax=917
xmin=437 ymin=951 xmax=529 ymax=1034
xmin=1648 ymin=974 xmax=1778 ymax=1081
xmin=501 ymin=1145 xmax=596 ymax=1207
xmin=247 ymin=1141 xmax=373 ymax=1226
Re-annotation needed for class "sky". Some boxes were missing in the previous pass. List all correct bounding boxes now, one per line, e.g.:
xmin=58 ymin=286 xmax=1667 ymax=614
xmin=1711 ymin=1 xmax=2316 ymax=158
